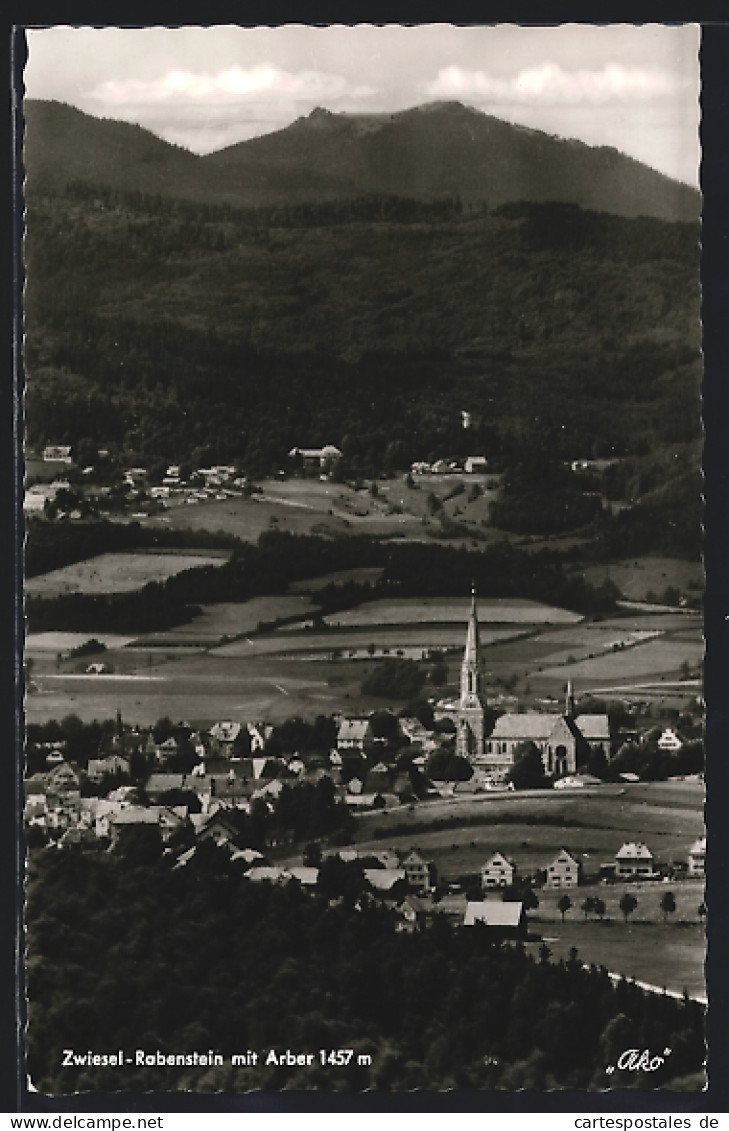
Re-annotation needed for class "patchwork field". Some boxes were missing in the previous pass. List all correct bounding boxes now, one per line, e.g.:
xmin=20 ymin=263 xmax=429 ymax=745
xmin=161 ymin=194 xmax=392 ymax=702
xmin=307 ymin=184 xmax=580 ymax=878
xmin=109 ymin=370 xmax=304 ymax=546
xmin=25 ymin=597 xmax=703 ymax=726
xmin=25 ymin=549 xmax=230 ymax=596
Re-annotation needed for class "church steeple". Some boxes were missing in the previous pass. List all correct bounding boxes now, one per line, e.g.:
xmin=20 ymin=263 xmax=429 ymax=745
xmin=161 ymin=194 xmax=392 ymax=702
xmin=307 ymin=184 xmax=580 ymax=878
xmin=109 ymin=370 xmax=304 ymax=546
xmin=457 ymin=584 xmax=486 ymax=760
xmin=461 ymin=583 xmax=482 ymax=702
xmin=565 ymin=680 xmax=575 ymax=719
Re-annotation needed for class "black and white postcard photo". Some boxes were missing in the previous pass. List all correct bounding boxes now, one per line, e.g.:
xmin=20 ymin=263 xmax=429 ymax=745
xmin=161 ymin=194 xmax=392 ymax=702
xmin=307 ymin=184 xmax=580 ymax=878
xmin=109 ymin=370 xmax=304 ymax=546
xmin=19 ymin=22 xmax=706 ymax=1100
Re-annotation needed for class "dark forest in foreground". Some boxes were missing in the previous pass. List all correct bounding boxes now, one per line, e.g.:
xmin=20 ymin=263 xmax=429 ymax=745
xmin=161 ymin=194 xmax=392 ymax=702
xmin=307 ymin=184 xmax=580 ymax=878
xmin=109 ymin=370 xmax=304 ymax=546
xmin=26 ymin=847 xmax=705 ymax=1095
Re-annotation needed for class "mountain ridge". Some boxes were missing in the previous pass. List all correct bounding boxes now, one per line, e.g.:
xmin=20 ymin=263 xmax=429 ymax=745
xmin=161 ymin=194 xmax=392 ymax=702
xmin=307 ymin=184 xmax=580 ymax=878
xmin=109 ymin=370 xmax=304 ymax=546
xmin=23 ymin=98 xmax=700 ymax=221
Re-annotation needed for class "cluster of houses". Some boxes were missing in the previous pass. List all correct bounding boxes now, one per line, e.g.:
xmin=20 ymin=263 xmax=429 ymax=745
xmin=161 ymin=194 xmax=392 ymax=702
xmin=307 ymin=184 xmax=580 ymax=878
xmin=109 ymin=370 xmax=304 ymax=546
xmin=23 ymin=479 xmax=73 ymax=515
xmin=24 ymin=710 xmax=446 ymax=853
xmin=410 ymin=456 xmax=488 ymax=476
xmin=26 ymin=453 xmax=254 ymax=522
xmin=133 ymin=464 xmax=248 ymax=506
xmin=24 ymin=711 xmax=705 ymax=941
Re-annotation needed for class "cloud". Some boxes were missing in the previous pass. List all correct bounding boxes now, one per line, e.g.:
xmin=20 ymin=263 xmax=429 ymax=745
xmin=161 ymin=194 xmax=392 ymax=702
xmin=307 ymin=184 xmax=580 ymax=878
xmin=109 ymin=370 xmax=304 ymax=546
xmin=88 ymin=64 xmax=374 ymax=108
xmin=426 ymin=62 xmax=679 ymax=106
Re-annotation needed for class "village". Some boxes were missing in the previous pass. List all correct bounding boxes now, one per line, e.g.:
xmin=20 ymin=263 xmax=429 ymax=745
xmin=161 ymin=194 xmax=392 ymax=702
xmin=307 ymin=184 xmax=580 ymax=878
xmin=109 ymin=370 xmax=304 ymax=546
xmin=24 ymin=593 xmax=706 ymax=968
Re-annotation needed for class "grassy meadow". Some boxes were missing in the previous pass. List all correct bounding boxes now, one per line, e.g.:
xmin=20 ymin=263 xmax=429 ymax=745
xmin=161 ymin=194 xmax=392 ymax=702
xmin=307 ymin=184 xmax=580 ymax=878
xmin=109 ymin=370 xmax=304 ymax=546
xmin=25 ymin=549 xmax=230 ymax=596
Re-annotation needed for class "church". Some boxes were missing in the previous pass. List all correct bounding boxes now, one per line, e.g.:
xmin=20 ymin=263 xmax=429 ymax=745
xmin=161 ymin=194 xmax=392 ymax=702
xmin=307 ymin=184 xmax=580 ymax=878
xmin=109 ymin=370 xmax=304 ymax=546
xmin=456 ymin=588 xmax=610 ymax=781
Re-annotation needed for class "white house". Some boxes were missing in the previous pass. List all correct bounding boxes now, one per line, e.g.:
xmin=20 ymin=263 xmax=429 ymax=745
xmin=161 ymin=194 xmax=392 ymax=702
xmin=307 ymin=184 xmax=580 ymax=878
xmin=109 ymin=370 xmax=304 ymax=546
xmin=481 ymin=851 xmax=516 ymax=889
xmin=615 ymin=841 xmax=654 ymax=879
xmin=657 ymin=728 xmax=683 ymax=752
xmin=687 ymin=836 xmax=706 ymax=877
xmin=545 ymin=848 xmax=581 ymax=888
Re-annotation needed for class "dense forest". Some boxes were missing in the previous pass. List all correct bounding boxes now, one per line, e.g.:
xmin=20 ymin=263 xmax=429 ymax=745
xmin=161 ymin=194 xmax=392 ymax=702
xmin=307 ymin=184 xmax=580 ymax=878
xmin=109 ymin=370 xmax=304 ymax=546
xmin=24 ymin=183 xmax=701 ymax=481
xmin=26 ymin=848 xmax=705 ymax=1095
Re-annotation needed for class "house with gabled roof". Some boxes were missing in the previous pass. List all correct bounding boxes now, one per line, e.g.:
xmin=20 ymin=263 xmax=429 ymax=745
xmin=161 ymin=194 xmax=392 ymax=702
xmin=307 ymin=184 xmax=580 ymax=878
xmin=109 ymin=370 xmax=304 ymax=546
xmin=481 ymin=851 xmax=516 ymax=889
xmin=402 ymin=849 xmax=436 ymax=893
xmin=144 ymin=772 xmax=190 ymax=801
xmin=46 ymin=762 xmax=81 ymax=796
xmin=545 ymin=848 xmax=581 ymax=888
xmin=153 ymin=735 xmax=180 ymax=765
xmin=396 ymin=893 xmax=426 ymax=931
xmin=208 ymin=720 xmax=243 ymax=756
xmin=337 ymin=717 xmax=372 ymax=753
xmin=87 ymin=755 xmax=130 ymax=785
xmin=195 ymin=808 xmax=242 ymax=847
xmin=109 ymin=806 xmax=160 ymax=848
xmin=615 ymin=841 xmax=654 ymax=879
xmin=687 ymin=836 xmax=706 ymax=877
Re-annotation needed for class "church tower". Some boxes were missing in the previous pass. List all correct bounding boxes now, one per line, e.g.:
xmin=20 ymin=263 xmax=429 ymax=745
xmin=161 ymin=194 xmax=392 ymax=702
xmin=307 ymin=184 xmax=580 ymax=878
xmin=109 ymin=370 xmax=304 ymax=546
xmin=457 ymin=585 xmax=486 ymax=760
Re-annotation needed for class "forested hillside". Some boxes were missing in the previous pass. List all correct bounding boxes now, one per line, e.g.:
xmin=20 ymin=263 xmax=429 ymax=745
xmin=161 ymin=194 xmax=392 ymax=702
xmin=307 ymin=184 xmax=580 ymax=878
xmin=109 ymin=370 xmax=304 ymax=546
xmin=24 ymin=182 xmax=701 ymax=479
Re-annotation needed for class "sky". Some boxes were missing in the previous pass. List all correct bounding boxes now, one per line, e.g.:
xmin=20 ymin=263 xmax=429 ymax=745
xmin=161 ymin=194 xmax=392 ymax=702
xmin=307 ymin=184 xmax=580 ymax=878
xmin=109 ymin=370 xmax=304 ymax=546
xmin=23 ymin=24 xmax=701 ymax=186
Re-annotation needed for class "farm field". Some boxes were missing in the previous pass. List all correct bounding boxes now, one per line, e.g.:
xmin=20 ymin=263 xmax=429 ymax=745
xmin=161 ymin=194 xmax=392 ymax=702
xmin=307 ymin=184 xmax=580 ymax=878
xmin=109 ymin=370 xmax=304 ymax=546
xmin=528 ymin=917 xmax=705 ymax=1002
xmin=148 ymin=495 xmax=351 ymax=542
xmin=535 ymin=637 xmax=704 ymax=684
xmin=25 ymin=549 xmax=230 ymax=596
xmin=581 ymin=557 xmax=703 ymax=603
xmin=25 ymin=651 xmax=383 ymax=727
xmin=289 ymin=567 xmax=384 ymax=593
xmin=25 ymin=631 xmax=138 ymax=653
xmin=211 ymin=624 xmax=524 ymax=658
xmin=143 ymin=475 xmax=510 ymax=547
xmin=130 ymin=595 xmax=317 ymax=646
xmin=25 ymin=600 xmax=703 ymax=727
xmin=323 ymin=597 xmax=582 ymax=628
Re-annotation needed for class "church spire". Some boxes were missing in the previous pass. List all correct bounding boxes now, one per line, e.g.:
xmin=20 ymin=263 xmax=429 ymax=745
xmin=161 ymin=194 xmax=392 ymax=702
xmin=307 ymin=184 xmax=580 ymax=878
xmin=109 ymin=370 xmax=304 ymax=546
xmin=460 ymin=583 xmax=482 ymax=704
xmin=457 ymin=583 xmax=485 ymax=760
xmin=464 ymin=582 xmax=480 ymax=667
xmin=565 ymin=680 xmax=575 ymax=718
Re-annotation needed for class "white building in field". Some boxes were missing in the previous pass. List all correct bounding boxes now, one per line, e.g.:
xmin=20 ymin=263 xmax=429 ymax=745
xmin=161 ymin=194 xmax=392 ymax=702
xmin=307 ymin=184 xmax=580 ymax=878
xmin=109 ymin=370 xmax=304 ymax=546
xmin=687 ymin=836 xmax=706 ymax=877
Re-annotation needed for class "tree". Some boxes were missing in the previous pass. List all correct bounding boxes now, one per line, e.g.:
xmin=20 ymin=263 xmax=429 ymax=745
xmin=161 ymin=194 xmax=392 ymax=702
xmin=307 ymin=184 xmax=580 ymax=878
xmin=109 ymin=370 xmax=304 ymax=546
xmin=660 ymin=891 xmax=677 ymax=923
xmin=368 ymin=711 xmax=400 ymax=743
xmin=113 ymin=823 xmax=163 ymax=867
xmin=303 ymin=842 xmax=322 ymax=868
xmin=557 ymin=894 xmax=572 ymax=922
xmin=507 ymin=742 xmax=550 ymax=791
xmin=580 ymin=896 xmax=596 ymax=921
xmin=593 ymin=896 xmax=606 ymax=921
xmin=586 ymin=746 xmax=611 ymax=780
xmin=619 ymin=892 xmax=638 ymax=923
